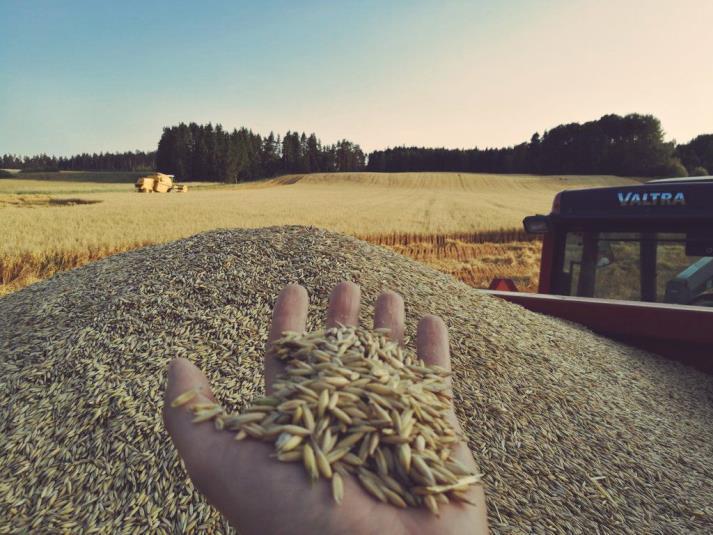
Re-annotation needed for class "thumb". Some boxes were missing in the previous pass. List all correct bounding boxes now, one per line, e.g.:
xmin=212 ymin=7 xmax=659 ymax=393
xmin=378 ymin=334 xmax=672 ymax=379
xmin=163 ymin=358 xmax=231 ymax=493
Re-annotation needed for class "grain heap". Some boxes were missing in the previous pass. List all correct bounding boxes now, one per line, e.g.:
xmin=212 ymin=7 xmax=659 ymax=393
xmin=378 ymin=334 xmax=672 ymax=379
xmin=1 ymin=226 xmax=712 ymax=533
xmin=175 ymin=326 xmax=480 ymax=514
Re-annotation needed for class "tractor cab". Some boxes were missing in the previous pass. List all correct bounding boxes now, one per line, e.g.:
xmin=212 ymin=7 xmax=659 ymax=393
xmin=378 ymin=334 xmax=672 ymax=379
xmin=524 ymin=177 xmax=713 ymax=307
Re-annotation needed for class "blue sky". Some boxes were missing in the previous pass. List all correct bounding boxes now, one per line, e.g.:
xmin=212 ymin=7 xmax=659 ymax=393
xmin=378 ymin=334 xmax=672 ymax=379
xmin=1 ymin=0 xmax=711 ymax=155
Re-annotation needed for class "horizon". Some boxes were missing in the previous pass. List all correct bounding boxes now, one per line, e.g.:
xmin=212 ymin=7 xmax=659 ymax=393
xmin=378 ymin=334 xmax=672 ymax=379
xmin=1 ymin=0 xmax=712 ymax=156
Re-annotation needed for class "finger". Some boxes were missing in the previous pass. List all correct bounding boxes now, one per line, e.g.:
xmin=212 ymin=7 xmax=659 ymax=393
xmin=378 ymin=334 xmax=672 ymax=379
xmin=416 ymin=314 xmax=464 ymax=428
xmin=265 ymin=284 xmax=309 ymax=393
xmin=163 ymin=358 xmax=231 ymax=488
xmin=416 ymin=315 xmax=457 ymax=417
xmin=416 ymin=315 xmax=450 ymax=370
xmin=326 ymin=282 xmax=361 ymax=328
xmin=373 ymin=290 xmax=405 ymax=343
xmin=415 ymin=316 xmax=480 ymax=477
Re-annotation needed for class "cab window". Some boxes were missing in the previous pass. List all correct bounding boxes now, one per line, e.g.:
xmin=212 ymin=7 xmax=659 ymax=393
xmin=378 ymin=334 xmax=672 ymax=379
xmin=556 ymin=232 xmax=713 ymax=306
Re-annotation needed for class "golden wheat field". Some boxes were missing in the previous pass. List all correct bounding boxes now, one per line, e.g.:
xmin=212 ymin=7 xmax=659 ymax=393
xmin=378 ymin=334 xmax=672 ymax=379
xmin=0 ymin=171 xmax=638 ymax=295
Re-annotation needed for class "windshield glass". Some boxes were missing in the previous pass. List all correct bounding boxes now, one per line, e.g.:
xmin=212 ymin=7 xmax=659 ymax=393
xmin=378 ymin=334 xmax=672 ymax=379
xmin=556 ymin=231 xmax=713 ymax=305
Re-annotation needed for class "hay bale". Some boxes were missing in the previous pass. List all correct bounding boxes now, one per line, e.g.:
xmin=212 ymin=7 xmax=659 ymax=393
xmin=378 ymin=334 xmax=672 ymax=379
xmin=0 ymin=226 xmax=711 ymax=533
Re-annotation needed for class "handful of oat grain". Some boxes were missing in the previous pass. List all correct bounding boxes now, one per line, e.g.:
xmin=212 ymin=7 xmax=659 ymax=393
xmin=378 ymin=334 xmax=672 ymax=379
xmin=173 ymin=325 xmax=481 ymax=514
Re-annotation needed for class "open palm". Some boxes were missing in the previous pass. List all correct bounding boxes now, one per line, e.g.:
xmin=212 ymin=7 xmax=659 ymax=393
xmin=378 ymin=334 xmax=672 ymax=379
xmin=164 ymin=282 xmax=489 ymax=534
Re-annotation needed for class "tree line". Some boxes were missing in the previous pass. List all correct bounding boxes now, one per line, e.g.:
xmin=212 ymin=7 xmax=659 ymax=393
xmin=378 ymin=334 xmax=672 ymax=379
xmin=675 ymin=134 xmax=713 ymax=176
xmin=2 ymin=113 xmax=711 ymax=179
xmin=156 ymin=123 xmax=366 ymax=182
xmin=367 ymin=114 xmax=711 ymax=178
xmin=0 ymin=151 xmax=155 ymax=172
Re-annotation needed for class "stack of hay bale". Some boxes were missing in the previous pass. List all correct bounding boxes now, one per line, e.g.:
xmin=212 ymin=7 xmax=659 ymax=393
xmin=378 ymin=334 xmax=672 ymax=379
xmin=0 ymin=226 xmax=711 ymax=533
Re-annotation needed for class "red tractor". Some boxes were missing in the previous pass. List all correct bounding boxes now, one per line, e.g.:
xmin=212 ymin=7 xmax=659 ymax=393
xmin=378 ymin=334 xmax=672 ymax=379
xmin=486 ymin=176 xmax=713 ymax=371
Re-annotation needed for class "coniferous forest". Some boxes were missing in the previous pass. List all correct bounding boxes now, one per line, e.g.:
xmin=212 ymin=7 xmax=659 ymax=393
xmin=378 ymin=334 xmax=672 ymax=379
xmin=367 ymin=114 xmax=709 ymax=178
xmin=0 ymin=151 xmax=156 ymax=173
xmin=2 ymin=113 xmax=712 ymax=180
xmin=155 ymin=123 xmax=366 ymax=182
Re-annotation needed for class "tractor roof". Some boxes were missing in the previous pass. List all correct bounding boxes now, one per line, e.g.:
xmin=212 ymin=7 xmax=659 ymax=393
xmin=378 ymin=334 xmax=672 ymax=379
xmin=648 ymin=175 xmax=713 ymax=184
xmin=552 ymin=177 xmax=713 ymax=222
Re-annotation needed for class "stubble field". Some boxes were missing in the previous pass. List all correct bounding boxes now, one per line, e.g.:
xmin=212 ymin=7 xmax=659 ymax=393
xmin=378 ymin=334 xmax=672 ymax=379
xmin=0 ymin=171 xmax=638 ymax=295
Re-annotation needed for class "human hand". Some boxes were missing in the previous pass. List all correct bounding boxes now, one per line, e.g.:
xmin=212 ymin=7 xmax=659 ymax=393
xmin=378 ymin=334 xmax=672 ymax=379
xmin=164 ymin=282 xmax=489 ymax=534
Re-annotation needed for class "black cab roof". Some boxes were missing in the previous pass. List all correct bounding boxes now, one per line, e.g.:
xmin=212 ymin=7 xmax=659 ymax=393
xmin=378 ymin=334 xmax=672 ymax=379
xmin=553 ymin=177 xmax=713 ymax=221
xmin=647 ymin=176 xmax=713 ymax=184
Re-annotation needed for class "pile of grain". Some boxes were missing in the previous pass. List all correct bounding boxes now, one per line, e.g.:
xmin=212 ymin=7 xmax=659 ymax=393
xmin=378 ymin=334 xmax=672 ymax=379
xmin=0 ymin=226 xmax=711 ymax=533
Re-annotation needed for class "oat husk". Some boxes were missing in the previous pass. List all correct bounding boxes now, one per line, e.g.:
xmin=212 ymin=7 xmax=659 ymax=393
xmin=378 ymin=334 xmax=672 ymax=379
xmin=1 ymin=226 xmax=712 ymax=533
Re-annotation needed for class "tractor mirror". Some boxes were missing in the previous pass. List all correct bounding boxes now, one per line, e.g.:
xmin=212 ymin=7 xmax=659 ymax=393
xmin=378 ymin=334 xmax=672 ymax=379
xmin=686 ymin=231 xmax=713 ymax=256
xmin=523 ymin=215 xmax=550 ymax=234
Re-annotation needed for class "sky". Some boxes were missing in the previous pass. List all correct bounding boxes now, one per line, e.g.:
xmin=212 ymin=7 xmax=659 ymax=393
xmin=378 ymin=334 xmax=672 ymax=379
xmin=1 ymin=0 xmax=712 ymax=156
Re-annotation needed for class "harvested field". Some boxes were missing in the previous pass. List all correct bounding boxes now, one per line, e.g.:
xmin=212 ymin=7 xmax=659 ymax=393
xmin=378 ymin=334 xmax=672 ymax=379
xmin=0 ymin=171 xmax=634 ymax=294
xmin=1 ymin=226 xmax=711 ymax=533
